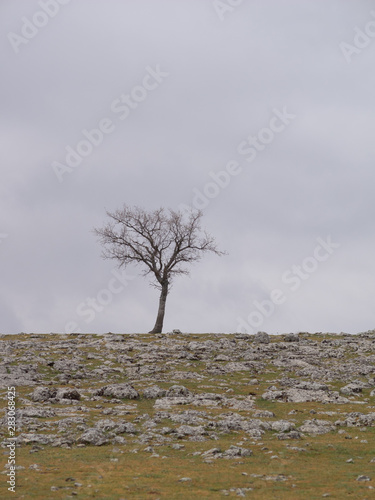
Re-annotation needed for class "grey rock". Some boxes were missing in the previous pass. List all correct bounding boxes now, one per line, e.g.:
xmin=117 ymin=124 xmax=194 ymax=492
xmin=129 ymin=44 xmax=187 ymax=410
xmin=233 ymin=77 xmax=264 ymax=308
xmin=143 ymin=385 xmax=167 ymax=399
xmin=21 ymin=408 xmax=56 ymax=418
xmin=214 ymin=354 xmax=230 ymax=362
xmin=283 ymin=334 xmax=299 ymax=342
xmin=299 ymin=419 xmax=335 ymax=435
xmin=169 ymin=411 xmax=207 ymax=425
xmin=154 ymin=397 xmax=193 ymax=409
xmin=254 ymin=332 xmax=270 ymax=343
xmin=93 ymin=383 xmax=139 ymax=399
xmin=77 ymin=429 xmax=109 ymax=446
xmin=277 ymin=431 xmax=302 ymax=440
xmin=340 ymin=383 xmax=363 ymax=396
xmin=271 ymin=420 xmax=296 ymax=433
xmin=51 ymin=436 xmax=75 ymax=447
xmin=32 ymin=386 xmax=57 ymax=402
xmin=176 ymin=425 xmax=207 ymax=436
xmin=17 ymin=433 xmax=57 ymax=445
xmin=115 ymin=422 xmax=138 ymax=434
xmin=202 ymin=447 xmax=222 ymax=457
xmin=58 ymin=417 xmax=86 ymax=430
xmin=253 ymin=410 xmax=275 ymax=418
xmin=262 ymin=388 xmax=348 ymax=404
xmin=166 ymin=385 xmax=192 ymax=397
xmin=223 ymin=445 xmax=252 ymax=458
xmin=171 ymin=444 xmax=185 ymax=450
xmin=56 ymin=388 xmax=81 ymax=401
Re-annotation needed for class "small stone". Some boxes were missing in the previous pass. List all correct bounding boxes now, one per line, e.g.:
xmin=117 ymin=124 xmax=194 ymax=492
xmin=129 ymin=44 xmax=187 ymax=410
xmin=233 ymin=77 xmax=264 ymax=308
xmin=356 ymin=475 xmax=371 ymax=481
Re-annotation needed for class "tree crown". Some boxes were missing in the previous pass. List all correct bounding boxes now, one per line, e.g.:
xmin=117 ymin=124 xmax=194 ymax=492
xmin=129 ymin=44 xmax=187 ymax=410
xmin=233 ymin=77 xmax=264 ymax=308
xmin=94 ymin=205 xmax=225 ymax=290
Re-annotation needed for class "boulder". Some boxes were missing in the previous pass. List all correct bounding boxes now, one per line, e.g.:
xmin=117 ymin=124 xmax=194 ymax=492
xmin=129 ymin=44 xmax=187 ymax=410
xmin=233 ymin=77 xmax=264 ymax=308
xmin=166 ymin=385 xmax=192 ymax=397
xmin=143 ymin=385 xmax=167 ymax=399
xmin=77 ymin=429 xmax=109 ymax=446
xmin=254 ymin=332 xmax=270 ymax=344
xmin=56 ymin=388 xmax=81 ymax=401
xmin=32 ymin=386 xmax=57 ymax=402
xmin=93 ymin=383 xmax=139 ymax=399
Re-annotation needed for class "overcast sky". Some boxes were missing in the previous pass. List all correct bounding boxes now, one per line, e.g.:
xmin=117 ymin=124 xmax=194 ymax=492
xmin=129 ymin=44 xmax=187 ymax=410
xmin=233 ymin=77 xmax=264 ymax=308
xmin=1 ymin=0 xmax=374 ymax=335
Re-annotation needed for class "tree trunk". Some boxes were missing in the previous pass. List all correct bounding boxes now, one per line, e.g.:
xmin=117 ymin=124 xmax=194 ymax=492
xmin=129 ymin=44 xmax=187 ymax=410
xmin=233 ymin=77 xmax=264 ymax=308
xmin=149 ymin=281 xmax=168 ymax=333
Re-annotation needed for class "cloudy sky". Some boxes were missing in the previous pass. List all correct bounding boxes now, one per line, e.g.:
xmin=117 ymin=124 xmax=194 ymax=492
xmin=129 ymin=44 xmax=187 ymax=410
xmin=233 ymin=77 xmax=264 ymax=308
xmin=1 ymin=0 xmax=374 ymax=335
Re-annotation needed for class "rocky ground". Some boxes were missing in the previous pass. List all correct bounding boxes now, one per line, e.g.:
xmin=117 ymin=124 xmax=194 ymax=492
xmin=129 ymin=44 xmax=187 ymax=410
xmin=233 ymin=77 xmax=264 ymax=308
xmin=1 ymin=330 xmax=375 ymax=499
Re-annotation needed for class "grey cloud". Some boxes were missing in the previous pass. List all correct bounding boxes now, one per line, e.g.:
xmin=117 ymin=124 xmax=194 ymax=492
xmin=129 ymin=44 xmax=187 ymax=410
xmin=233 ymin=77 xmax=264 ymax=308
xmin=1 ymin=0 xmax=374 ymax=334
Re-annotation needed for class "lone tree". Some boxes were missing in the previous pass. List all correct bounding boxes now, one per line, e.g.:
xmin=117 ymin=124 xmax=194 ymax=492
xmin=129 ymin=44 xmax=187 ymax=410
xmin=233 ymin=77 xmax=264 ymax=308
xmin=94 ymin=205 xmax=225 ymax=333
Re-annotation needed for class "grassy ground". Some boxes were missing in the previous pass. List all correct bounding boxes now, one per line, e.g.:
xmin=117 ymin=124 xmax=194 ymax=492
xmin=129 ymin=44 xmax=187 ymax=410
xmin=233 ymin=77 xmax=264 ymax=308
xmin=7 ymin=429 xmax=375 ymax=500
xmin=0 ymin=332 xmax=374 ymax=499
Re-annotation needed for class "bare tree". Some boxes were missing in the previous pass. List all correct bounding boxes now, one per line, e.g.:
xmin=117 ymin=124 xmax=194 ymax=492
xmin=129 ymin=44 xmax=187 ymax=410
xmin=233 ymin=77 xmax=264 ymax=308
xmin=94 ymin=205 xmax=225 ymax=333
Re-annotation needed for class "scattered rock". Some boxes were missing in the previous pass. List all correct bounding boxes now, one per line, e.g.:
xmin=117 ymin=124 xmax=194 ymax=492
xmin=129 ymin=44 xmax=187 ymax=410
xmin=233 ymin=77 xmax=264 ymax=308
xmin=283 ymin=333 xmax=299 ymax=342
xmin=93 ymin=383 xmax=139 ymax=399
xmin=356 ymin=475 xmax=371 ymax=481
xmin=340 ymin=384 xmax=363 ymax=396
xmin=166 ymin=385 xmax=192 ymax=397
xmin=254 ymin=332 xmax=270 ymax=344
xmin=32 ymin=386 xmax=57 ymax=402
xmin=56 ymin=388 xmax=81 ymax=401
xmin=142 ymin=385 xmax=167 ymax=399
xmin=223 ymin=445 xmax=252 ymax=458
xmin=77 ymin=429 xmax=109 ymax=446
xmin=299 ymin=420 xmax=335 ymax=435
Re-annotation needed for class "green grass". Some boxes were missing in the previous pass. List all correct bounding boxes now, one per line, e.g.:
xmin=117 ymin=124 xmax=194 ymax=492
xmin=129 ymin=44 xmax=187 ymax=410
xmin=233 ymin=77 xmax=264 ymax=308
xmin=4 ymin=434 xmax=374 ymax=500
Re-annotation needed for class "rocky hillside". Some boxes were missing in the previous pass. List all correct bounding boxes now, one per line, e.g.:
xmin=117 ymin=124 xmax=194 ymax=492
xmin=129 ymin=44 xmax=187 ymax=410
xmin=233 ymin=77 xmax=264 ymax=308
xmin=1 ymin=330 xmax=375 ymax=499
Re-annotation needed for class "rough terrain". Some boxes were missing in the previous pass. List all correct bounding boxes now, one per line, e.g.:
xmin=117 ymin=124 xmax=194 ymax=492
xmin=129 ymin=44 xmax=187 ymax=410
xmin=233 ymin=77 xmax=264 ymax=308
xmin=1 ymin=330 xmax=375 ymax=499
